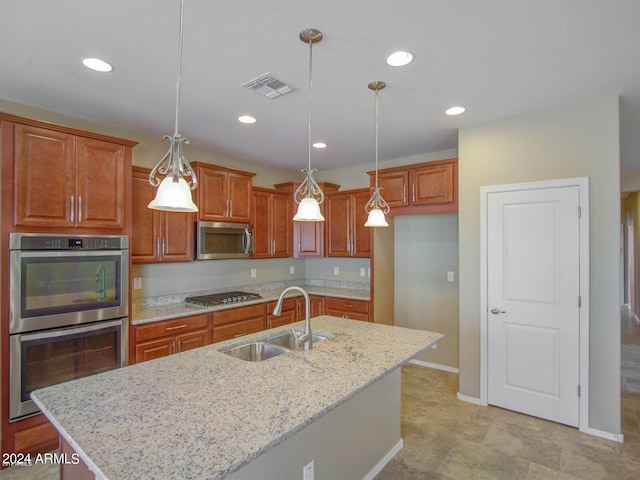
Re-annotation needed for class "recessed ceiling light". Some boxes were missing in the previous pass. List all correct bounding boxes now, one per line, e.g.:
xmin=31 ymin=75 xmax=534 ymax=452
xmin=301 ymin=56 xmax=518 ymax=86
xmin=82 ymin=57 xmax=113 ymax=72
xmin=386 ymin=51 xmax=414 ymax=67
xmin=445 ymin=106 xmax=466 ymax=116
xmin=312 ymin=142 xmax=327 ymax=149
xmin=238 ymin=115 xmax=257 ymax=124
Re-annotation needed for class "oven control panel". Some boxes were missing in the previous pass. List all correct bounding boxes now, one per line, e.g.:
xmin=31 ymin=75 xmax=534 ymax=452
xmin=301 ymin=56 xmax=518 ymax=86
xmin=10 ymin=233 xmax=128 ymax=250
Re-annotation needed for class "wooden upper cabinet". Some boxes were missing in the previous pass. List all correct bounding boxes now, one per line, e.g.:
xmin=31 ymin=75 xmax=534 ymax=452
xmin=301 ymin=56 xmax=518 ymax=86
xmin=412 ymin=163 xmax=455 ymax=206
xmin=75 ymin=137 xmax=126 ymax=229
xmin=326 ymin=188 xmax=371 ymax=258
xmin=370 ymin=158 xmax=458 ymax=215
xmin=194 ymin=163 xmax=254 ymax=223
xmin=251 ymin=187 xmax=291 ymax=259
xmin=377 ymin=170 xmax=409 ymax=208
xmin=8 ymin=116 xmax=136 ymax=231
xmin=14 ymin=125 xmax=75 ymax=228
xmin=131 ymin=167 xmax=194 ymax=263
xmin=274 ymin=181 xmax=340 ymax=257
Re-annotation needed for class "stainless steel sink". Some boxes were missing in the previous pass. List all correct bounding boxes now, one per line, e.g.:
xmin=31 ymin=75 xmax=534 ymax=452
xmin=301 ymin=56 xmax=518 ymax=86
xmin=265 ymin=330 xmax=330 ymax=350
xmin=220 ymin=341 xmax=289 ymax=362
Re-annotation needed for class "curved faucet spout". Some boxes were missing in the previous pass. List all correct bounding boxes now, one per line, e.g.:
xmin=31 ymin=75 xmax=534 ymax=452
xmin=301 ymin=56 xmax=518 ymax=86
xmin=273 ymin=286 xmax=312 ymax=350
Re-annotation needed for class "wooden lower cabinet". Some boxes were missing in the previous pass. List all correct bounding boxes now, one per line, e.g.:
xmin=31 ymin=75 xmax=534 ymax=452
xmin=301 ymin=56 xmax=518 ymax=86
xmin=134 ymin=314 xmax=210 ymax=363
xmin=0 ymin=414 xmax=58 ymax=462
xmin=266 ymin=298 xmax=297 ymax=329
xmin=212 ymin=304 xmax=266 ymax=343
xmin=325 ymin=297 xmax=370 ymax=322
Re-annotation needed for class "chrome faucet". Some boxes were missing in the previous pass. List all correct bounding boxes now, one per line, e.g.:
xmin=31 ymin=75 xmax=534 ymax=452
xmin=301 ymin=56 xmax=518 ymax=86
xmin=273 ymin=286 xmax=312 ymax=351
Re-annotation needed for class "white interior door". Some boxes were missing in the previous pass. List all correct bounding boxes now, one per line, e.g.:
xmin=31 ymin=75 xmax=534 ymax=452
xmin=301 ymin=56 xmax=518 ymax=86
xmin=487 ymin=186 xmax=581 ymax=427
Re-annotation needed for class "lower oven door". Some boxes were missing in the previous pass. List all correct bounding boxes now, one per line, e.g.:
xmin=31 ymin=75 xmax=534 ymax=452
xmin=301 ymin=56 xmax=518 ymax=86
xmin=9 ymin=318 xmax=128 ymax=421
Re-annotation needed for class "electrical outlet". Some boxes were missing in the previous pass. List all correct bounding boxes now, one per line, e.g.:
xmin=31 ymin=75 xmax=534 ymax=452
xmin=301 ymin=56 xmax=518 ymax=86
xmin=250 ymin=268 xmax=257 ymax=278
xmin=133 ymin=277 xmax=142 ymax=290
xmin=333 ymin=266 xmax=340 ymax=276
xmin=289 ymin=265 xmax=295 ymax=275
xmin=447 ymin=271 xmax=455 ymax=282
xmin=359 ymin=268 xmax=366 ymax=277
xmin=303 ymin=460 xmax=314 ymax=480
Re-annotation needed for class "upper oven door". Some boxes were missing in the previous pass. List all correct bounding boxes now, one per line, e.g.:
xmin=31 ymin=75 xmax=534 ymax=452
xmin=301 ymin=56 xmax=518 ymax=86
xmin=10 ymin=249 xmax=129 ymax=334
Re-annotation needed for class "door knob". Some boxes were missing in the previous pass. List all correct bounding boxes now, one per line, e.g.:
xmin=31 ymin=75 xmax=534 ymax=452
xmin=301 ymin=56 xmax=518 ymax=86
xmin=490 ymin=308 xmax=506 ymax=314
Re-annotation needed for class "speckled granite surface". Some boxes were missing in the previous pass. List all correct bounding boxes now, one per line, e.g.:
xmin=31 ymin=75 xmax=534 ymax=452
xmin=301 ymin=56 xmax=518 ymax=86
xmin=32 ymin=316 xmax=442 ymax=480
xmin=132 ymin=283 xmax=371 ymax=325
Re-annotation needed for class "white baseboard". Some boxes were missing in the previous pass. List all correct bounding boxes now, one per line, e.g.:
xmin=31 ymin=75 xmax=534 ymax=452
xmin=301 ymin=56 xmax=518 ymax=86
xmin=581 ymin=427 xmax=625 ymax=443
xmin=456 ymin=392 xmax=484 ymax=405
xmin=409 ymin=359 xmax=459 ymax=373
xmin=362 ymin=438 xmax=404 ymax=480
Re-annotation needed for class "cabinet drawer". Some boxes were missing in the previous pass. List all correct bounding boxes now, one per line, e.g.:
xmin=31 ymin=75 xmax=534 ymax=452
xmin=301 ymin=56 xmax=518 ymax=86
xmin=212 ymin=317 xmax=266 ymax=343
xmin=135 ymin=337 xmax=174 ymax=363
xmin=212 ymin=304 xmax=265 ymax=326
xmin=325 ymin=297 xmax=369 ymax=314
xmin=135 ymin=314 xmax=209 ymax=342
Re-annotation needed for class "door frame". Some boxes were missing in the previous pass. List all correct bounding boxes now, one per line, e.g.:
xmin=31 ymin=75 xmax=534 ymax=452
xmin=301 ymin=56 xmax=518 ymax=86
xmin=479 ymin=177 xmax=590 ymax=433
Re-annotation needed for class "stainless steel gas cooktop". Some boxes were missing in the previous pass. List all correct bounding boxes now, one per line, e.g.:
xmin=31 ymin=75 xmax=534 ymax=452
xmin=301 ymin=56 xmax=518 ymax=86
xmin=184 ymin=291 xmax=262 ymax=307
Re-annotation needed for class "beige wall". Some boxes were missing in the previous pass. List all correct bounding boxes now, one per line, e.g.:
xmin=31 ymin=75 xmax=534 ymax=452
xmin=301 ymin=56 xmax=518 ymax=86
xmin=458 ymin=97 xmax=621 ymax=434
xmin=394 ymin=214 xmax=459 ymax=368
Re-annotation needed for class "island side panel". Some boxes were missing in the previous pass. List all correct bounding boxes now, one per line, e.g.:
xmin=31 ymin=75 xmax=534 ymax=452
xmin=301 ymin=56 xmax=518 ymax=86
xmin=60 ymin=436 xmax=94 ymax=480
xmin=226 ymin=369 xmax=402 ymax=480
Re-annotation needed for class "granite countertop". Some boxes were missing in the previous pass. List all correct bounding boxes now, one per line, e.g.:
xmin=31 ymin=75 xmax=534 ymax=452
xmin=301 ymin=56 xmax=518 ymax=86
xmin=132 ymin=286 xmax=371 ymax=325
xmin=32 ymin=316 xmax=443 ymax=480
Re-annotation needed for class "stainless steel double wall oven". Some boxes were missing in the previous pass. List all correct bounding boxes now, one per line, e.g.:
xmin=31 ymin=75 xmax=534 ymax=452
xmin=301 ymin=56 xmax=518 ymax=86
xmin=8 ymin=233 xmax=129 ymax=421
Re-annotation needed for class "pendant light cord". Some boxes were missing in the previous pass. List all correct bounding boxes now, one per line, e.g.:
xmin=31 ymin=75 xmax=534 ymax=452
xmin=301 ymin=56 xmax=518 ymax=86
xmin=174 ymin=0 xmax=185 ymax=138
xmin=307 ymin=35 xmax=313 ymax=173
xmin=374 ymin=87 xmax=379 ymax=190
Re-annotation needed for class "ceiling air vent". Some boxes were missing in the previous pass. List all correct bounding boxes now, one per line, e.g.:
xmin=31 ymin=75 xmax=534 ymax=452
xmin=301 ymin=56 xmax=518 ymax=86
xmin=241 ymin=73 xmax=294 ymax=99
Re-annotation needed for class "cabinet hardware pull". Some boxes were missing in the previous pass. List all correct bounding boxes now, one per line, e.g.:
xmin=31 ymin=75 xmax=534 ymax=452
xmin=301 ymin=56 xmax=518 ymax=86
xmin=233 ymin=332 xmax=249 ymax=338
xmin=176 ymin=340 xmax=181 ymax=352
xmin=161 ymin=238 xmax=166 ymax=258
xmin=78 ymin=196 xmax=82 ymax=223
xmin=343 ymin=304 xmax=353 ymax=308
xmin=225 ymin=199 xmax=230 ymax=218
xmin=165 ymin=324 xmax=187 ymax=331
xmin=412 ymin=184 xmax=416 ymax=203
xmin=70 ymin=195 xmax=75 ymax=223
xmin=229 ymin=200 xmax=233 ymax=218
xmin=156 ymin=238 xmax=161 ymax=260
xmin=403 ymin=185 xmax=407 ymax=204
xmin=171 ymin=341 xmax=176 ymax=354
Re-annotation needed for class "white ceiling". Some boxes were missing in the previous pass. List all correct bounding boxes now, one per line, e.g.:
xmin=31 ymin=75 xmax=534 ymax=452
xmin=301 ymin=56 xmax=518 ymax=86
xmin=3 ymin=0 xmax=640 ymax=171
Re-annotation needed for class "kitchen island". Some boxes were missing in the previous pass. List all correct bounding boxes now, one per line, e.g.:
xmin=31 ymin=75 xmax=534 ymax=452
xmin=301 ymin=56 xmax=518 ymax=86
xmin=32 ymin=316 xmax=442 ymax=479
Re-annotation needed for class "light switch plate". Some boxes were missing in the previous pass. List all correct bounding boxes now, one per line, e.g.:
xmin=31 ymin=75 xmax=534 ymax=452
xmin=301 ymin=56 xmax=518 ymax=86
xmin=447 ymin=271 xmax=455 ymax=282
xmin=289 ymin=265 xmax=295 ymax=275
xmin=303 ymin=460 xmax=314 ymax=480
xmin=251 ymin=268 xmax=257 ymax=278
xmin=133 ymin=277 xmax=142 ymax=290
xmin=333 ymin=266 xmax=340 ymax=276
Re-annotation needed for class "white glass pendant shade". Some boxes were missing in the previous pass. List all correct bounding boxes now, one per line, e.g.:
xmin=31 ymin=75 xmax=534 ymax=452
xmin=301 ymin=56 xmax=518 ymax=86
xmin=148 ymin=176 xmax=198 ymax=212
xmin=364 ymin=208 xmax=389 ymax=227
xmin=293 ymin=197 xmax=325 ymax=222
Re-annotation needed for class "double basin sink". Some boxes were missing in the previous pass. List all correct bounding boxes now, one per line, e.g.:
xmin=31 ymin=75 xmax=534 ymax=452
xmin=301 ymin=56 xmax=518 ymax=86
xmin=220 ymin=329 xmax=330 ymax=362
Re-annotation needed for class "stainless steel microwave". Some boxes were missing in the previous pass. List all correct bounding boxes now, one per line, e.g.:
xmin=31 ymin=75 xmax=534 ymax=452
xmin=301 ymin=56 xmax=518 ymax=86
xmin=196 ymin=222 xmax=253 ymax=260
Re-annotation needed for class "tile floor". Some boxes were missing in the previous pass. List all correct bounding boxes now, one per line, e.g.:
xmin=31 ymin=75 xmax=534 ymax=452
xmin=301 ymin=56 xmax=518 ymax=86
xmin=3 ymin=312 xmax=639 ymax=480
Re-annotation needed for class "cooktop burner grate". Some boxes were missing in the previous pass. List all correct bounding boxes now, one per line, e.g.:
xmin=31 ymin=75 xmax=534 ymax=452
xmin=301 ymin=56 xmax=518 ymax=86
xmin=184 ymin=291 xmax=262 ymax=306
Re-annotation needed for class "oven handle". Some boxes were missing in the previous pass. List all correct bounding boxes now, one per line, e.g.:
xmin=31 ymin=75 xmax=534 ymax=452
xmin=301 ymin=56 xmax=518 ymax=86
xmin=18 ymin=318 xmax=125 ymax=341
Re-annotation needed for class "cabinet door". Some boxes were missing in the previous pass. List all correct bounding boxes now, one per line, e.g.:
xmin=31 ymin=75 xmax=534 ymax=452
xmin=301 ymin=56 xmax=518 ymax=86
xmin=197 ymin=167 xmax=228 ymax=221
xmin=131 ymin=168 xmax=159 ymax=262
xmin=295 ymin=221 xmax=323 ymax=257
xmin=160 ymin=210 xmax=194 ymax=261
xmin=136 ymin=337 xmax=175 ymax=363
xmin=377 ymin=170 xmax=409 ymax=208
xmin=75 ymin=137 xmax=125 ymax=229
xmin=309 ymin=295 xmax=325 ymax=317
xmin=352 ymin=190 xmax=371 ymax=258
xmin=176 ymin=329 xmax=210 ymax=353
xmin=251 ymin=189 xmax=272 ymax=258
xmin=227 ymin=172 xmax=252 ymax=222
xmin=271 ymin=192 xmax=291 ymax=257
xmin=326 ymin=193 xmax=351 ymax=257
xmin=411 ymin=163 xmax=454 ymax=206
xmin=14 ymin=124 xmax=75 ymax=228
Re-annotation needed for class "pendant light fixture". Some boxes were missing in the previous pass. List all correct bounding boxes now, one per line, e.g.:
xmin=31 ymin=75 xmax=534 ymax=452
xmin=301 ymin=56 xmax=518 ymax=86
xmin=364 ymin=81 xmax=390 ymax=227
xmin=293 ymin=28 xmax=325 ymax=222
xmin=148 ymin=0 xmax=198 ymax=212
